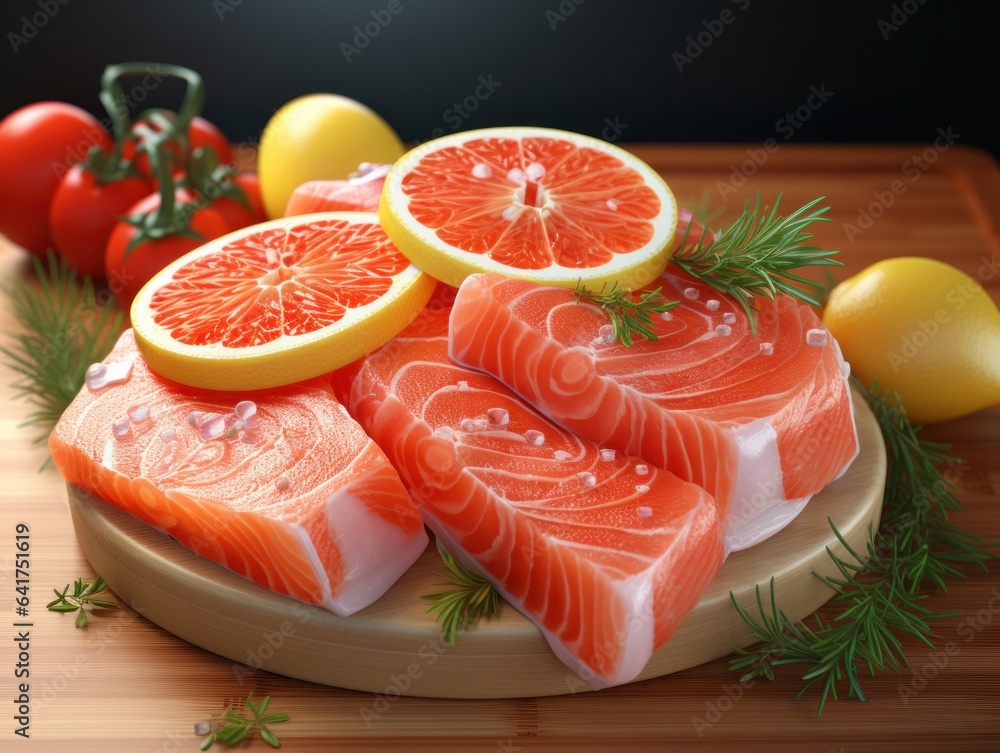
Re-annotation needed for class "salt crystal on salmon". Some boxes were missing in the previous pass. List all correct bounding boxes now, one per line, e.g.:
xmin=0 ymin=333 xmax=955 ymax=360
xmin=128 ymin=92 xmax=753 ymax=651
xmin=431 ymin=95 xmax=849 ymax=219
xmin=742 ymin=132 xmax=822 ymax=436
xmin=333 ymin=308 xmax=723 ymax=689
xmin=49 ymin=330 xmax=428 ymax=616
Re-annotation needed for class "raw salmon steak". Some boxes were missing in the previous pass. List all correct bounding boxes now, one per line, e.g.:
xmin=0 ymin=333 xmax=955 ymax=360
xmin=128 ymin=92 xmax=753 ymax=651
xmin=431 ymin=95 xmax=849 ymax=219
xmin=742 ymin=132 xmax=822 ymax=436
xmin=283 ymin=163 xmax=388 ymax=216
xmin=49 ymin=330 xmax=428 ymax=616
xmin=449 ymin=271 xmax=859 ymax=552
xmin=334 ymin=308 xmax=723 ymax=688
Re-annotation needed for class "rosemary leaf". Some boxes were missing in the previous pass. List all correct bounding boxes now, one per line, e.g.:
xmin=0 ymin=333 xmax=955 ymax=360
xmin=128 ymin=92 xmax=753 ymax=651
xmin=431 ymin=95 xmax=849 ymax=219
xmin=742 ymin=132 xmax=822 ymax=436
xmin=671 ymin=193 xmax=841 ymax=334
xmin=421 ymin=539 xmax=501 ymax=644
xmin=575 ymin=281 xmax=678 ymax=347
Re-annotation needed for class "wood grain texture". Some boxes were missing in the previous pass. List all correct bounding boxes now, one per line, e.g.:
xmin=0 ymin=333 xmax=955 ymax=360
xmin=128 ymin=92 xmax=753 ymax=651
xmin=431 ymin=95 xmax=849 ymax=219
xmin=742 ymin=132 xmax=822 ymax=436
xmin=65 ymin=385 xmax=884 ymax=699
xmin=0 ymin=145 xmax=998 ymax=751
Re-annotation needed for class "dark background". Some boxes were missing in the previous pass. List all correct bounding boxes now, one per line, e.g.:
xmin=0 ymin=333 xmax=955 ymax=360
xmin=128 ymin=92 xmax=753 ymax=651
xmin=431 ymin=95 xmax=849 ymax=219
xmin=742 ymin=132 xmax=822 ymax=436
xmin=1 ymin=0 xmax=997 ymax=156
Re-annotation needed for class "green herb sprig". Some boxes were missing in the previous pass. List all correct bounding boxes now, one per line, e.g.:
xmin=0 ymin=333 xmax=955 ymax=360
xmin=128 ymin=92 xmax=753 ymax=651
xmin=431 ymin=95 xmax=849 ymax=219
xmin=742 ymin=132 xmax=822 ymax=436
xmin=729 ymin=382 xmax=996 ymax=714
xmin=198 ymin=692 xmax=290 ymax=750
xmin=575 ymin=281 xmax=678 ymax=346
xmin=0 ymin=252 xmax=123 ymax=459
xmin=421 ymin=540 xmax=500 ymax=644
xmin=671 ymin=193 xmax=841 ymax=333
xmin=46 ymin=576 xmax=118 ymax=628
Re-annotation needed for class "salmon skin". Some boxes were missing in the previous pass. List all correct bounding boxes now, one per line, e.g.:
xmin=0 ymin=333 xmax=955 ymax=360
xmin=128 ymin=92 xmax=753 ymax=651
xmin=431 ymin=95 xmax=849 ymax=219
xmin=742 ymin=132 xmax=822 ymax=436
xmin=49 ymin=330 xmax=428 ymax=616
xmin=449 ymin=270 xmax=859 ymax=553
xmin=334 ymin=308 xmax=723 ymax=689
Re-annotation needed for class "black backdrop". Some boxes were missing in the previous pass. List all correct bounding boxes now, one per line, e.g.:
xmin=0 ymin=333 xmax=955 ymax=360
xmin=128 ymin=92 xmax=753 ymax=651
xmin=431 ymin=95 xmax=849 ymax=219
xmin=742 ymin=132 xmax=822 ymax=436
xmin=1 ymin=0 xmax=997 ymax=156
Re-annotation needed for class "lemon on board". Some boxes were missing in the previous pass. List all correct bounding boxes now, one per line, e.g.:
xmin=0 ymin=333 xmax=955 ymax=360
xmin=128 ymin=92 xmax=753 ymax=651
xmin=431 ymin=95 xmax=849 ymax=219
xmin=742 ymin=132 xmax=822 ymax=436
xmin=258 ymin=94 xmax=405 ymax=219
xmin=131 ymin=212 xmax=434 ymax=391
xmin=823 ymin=256 xmax=1000 ymax=424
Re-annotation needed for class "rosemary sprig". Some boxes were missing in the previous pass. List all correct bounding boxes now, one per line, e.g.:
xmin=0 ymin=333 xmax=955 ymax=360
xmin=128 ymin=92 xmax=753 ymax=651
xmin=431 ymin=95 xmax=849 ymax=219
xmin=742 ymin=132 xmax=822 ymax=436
xmin=729 ymin=382 xmax=996 ymax=714
xmin=575 ymin=281 xmax=678 ymax=346
xmin=420 ymin=539 xmax=500 ymax=644
xmin=671 ymin=193 xmax=841 ymax=333
xmin=198 ymin=692 xmax=290 ymax=750
xmin=46 ymin=576 xmax=118 ymax=628
xmin=0 ymin=252 xmax=123 ymax=458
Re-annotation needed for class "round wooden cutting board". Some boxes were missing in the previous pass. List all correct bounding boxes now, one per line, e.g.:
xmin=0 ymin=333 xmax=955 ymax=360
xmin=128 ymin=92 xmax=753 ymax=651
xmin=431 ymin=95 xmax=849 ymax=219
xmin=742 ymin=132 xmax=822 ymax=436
xmin=68 ymin=391 xmax=885 ymax=699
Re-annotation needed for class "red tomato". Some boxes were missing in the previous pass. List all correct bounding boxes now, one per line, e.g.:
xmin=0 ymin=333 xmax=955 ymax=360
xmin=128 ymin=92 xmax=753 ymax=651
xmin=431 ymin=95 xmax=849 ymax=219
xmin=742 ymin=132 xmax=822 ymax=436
xmin=0 ymin=102 xmax=110 ymax=253
xmin=49 ymin=163 xmax=152 ymax=278
xmin=104 ymin=189 xmax=228 ymax=310
xmin=129 ymin=113 xmax=232 ymax=180
xmin=189 ymin=116 xmax=233 ymax=164
xmin=211 ymin=173 xmax=266 ymax=231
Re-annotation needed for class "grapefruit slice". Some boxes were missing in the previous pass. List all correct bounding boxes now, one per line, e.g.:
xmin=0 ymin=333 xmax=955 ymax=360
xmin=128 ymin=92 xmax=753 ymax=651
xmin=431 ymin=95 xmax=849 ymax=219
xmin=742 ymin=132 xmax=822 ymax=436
xmin=379 ymin=127 xmax=678 ymax=290
xmin=131 ymin=212 xmax=435 ymax=391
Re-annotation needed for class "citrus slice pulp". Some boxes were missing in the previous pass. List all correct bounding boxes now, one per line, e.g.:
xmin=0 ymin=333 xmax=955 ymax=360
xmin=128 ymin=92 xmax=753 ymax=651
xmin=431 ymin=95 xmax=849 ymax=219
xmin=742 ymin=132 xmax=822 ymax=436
xmin=131 ymin=212 xmax=435 ymax=391
xmin=379 ymin=127 xmax=678 ymax=290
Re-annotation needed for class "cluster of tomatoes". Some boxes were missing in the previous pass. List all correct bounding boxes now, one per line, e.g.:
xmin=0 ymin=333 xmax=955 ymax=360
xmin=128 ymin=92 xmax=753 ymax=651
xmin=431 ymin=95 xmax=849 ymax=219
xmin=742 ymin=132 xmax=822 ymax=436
xmin=0 ymin=64 xmax=267 ymax=309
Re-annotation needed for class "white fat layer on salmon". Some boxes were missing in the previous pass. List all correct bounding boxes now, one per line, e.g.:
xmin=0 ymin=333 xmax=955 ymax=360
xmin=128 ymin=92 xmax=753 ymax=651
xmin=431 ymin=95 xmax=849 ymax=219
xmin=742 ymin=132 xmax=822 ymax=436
xmin=712 ymin=324 xmax=861 ymax=553
xmin=725 ymin=417 xmax=807 ymax=554
xmin=831 ymin=338 xmax=862 ymax=480
xmin=304 ymin=490 xmax=430 ymax=616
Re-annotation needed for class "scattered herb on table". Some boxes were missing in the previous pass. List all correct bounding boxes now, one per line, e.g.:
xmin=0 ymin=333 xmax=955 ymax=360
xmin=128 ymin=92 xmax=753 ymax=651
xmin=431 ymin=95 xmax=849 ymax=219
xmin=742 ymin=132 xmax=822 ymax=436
xmin=197 ymin=692 xmax=290 ymax=750
xmin=46 ymin=575 xmax=118 ymax=628
xmin=671 ymin=193 xmax=841 ymax=333
xmin=0 ymin=252 xmax=123 ymax=461
xmin=575 ymin=281 xmax=678 ymax=347
xmin=729 ymin=381 xmax=996 ymax=714
xmin=421 ymin=539 xmax=501 ymax=645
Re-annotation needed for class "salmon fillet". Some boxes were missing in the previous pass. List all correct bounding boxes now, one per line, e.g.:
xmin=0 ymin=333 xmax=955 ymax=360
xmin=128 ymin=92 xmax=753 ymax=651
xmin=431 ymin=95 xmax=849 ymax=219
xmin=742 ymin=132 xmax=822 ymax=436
xmin=49 ymin=330 xmax=427 ymax=616
xmin=333 ymin=308 xmax=723 ymax=688
xmin=283 ymin=163 xmax=388 ymax=216
xmin=449 ymin=271 xmax=859 ymax=552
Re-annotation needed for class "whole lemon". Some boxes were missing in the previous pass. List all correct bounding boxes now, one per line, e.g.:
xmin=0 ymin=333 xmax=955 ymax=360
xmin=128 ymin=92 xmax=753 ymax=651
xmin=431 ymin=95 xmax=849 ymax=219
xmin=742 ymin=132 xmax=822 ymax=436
xmin=823 ymin=257 xmax=1000 ymax=424
xmin=258 ymin=94 xmax=405 ymax=218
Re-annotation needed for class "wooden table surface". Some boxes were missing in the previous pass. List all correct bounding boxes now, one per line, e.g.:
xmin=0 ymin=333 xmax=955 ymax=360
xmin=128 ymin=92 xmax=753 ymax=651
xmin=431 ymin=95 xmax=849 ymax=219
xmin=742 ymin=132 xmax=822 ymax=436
xmin=1 ymin=144 xmax=998 ymax=752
